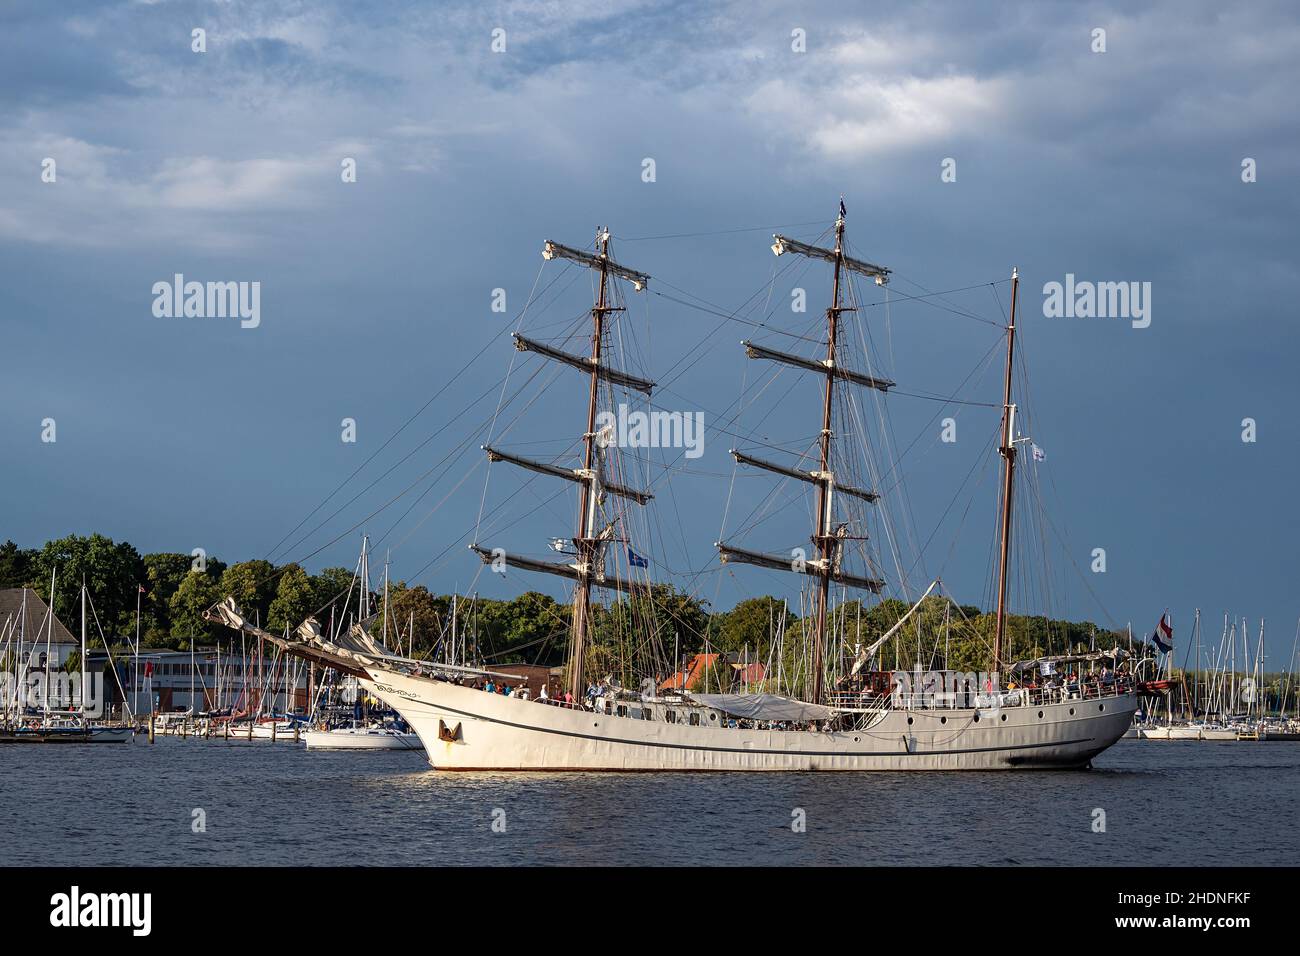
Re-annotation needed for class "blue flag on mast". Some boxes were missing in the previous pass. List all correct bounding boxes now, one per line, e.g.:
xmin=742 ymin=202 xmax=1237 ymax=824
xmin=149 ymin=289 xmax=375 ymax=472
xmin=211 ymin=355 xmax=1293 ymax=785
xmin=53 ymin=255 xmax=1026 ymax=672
xmin=628 ymin=548 xmax=649 ymax=569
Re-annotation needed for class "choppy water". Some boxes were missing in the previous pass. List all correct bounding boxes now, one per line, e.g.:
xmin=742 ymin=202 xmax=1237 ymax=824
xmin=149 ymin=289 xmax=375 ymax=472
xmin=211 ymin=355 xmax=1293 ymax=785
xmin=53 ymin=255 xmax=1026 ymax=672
xmin=1 ymin=737 xmax=1296 ymax=866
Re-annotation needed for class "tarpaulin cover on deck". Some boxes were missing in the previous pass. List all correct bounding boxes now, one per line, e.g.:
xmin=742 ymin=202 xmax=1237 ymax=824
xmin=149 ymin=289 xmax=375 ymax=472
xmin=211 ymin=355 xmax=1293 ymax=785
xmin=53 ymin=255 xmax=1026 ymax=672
xmin=687 ymin=692 xmax=835 ymax=722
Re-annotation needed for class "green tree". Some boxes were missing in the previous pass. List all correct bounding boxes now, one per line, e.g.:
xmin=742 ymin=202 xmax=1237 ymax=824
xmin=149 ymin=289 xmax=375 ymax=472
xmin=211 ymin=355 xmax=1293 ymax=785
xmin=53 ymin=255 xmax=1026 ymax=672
xmin=268 ymin=564 xmax=315 ymax=633
xmin=169 ymin=571 xmax=221 ymax=645
xmin=28 ymin=534 xmax=144 ymax=639
xmin=382 ymin=583 xmax=447 ymax=654
xmin=0 ymin=540 xmax=36 ymax=589
xmin=309 ymin=567 xmax=359 ymax=629
xmin=140 ymin=552 xmax=194 ymax=643
xmin=218 ymin=560 xmax=277 ymax=625
xmin=713 ymin=596 xmax=793 ymax=655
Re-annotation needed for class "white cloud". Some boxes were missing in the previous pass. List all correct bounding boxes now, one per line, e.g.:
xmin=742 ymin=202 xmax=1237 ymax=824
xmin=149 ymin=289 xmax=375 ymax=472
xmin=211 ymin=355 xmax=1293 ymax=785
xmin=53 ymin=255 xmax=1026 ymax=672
xmin=748 ymin=71 xmax=1007 ymax=159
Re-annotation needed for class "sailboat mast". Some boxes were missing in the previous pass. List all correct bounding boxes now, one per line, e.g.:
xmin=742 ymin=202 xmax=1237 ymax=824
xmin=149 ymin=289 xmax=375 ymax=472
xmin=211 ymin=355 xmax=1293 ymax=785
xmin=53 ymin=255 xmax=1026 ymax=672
xmin=80 ymin=582 xmax=87 ymax=714
xmin=568 ymin=229 xmax=611 ymax=702
xmin=811 ymin=210 xmax=847 ymax=705
xmin=992 ymin=267 xmax=1021 ymax=672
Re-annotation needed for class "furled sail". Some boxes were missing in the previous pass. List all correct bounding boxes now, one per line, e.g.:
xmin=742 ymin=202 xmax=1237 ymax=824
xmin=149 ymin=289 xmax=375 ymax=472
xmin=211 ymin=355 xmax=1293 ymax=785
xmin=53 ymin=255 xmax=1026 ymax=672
xmin=770 ymin=234 xmax=890 ymax=283
xmin=514 ymin=334 xmax=656 ymax=394
xmin=469 ymin=545 xmax=647 ymax=594
xmin=742 ymin=341 xmax=894 ymax=392
xmin=731 ymin=449 xmax=878 ymax=502
xmin=542 ymin=240 xmax=650 ymax=291
xmin=483 ymin=445 xmax=652 ymax=504
xmin=716 ymin=541 xmax=884 ymax=592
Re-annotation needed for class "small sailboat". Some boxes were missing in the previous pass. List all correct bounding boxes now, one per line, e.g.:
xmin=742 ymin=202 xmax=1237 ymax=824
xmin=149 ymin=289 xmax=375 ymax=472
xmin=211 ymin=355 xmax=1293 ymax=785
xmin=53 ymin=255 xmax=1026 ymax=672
xmin=303 ymin=720 xmax=424 ymax=751
xmin=1 ymin=579 xmax=133 ymax=744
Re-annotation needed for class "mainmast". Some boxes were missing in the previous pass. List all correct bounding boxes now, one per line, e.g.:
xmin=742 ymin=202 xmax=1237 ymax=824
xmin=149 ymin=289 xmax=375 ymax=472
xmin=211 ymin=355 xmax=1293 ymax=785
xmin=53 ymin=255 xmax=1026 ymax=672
xmin=718 ymin=201 xmax=891 ymax=704
xmin=809 ymin=211 xmax=847 ymax=704
xmin=991 ymin=267 xmax=1021 ymax=672
xmin=473 ymin=229 xmax=652 ymax=704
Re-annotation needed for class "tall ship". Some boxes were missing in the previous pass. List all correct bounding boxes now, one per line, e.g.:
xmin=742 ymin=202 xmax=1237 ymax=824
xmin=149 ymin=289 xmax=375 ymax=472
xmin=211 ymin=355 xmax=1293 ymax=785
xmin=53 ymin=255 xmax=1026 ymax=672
xmin=209 ymin=203 xmax=1138 ymax=770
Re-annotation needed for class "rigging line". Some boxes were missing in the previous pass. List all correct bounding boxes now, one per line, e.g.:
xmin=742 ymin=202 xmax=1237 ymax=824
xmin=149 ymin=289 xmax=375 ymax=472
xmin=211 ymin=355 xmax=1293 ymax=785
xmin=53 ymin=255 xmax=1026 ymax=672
xmin=381 ymin=457 xmax=485 ymax=554
xmin=276 ymin=374 xmax=513 ymax=563
xmin=717 ymin=361 xmax=748 ymax=551
xmin=274 ymin=361 xmax=556 ymax=585
xmin=649 ymin=289 xmax=823 ymax=345
xmin=263 ymin=260 xmax=561 ymax=564
xmin=922 ymin=419 xmax=1002 ymax=584
xmin=857 ymin=278 xmax=1011 ymax=328
xmin=474 ymin=261 xmax=546 ymax=546
xmin=1024 ymin=443 xmax=1121 ymax=633
xmin=874 ymin=336 xmax=1006 ymax=492
xmin=883 ymin=264 xmax=1010 ymax=328
xmin=842 ymin=270 xmax=915 ymax=597
xmin=652 ymin=253 xmax=812 ymax=386
xmin=613 ymin=219 xmax=829 ymax=242
xmin=399 ymin=483 xmax=572 ymax=588
xmin=890 ymin=389 xmax=1000 ymax=408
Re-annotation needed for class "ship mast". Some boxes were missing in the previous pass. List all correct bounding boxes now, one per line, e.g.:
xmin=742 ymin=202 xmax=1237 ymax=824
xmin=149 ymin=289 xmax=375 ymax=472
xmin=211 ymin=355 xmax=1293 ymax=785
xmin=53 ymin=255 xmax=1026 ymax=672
xmin=718 ymin=201 xmax=891 ymax=704
xmin=472 ymin=229 xmax=653 ymax=704
xmin=568 ymin=229 xmax=613 ymax=703
xmin=810 ymin=210 xmax=847 ymax=704
xmin=992 ymin=267 xmax=1020 ymax=673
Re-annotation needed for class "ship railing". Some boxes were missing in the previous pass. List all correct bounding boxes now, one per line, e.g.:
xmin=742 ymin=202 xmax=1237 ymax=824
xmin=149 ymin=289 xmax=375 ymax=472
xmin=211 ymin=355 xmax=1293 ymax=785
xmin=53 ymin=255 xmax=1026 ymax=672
xmin=826 ymin=692 xmax=891 ymax=712
xmin=832 ymin=677 xmax=1135 ymax=712
xmin=1019 ymin=677 xmax=1134 ymax=707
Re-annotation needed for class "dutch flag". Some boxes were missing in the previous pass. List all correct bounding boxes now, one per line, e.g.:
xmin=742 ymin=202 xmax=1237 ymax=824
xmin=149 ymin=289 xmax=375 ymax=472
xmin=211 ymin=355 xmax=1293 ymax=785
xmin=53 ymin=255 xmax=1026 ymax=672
xmin=1152 ymin=612 xmax=1174 ymax=654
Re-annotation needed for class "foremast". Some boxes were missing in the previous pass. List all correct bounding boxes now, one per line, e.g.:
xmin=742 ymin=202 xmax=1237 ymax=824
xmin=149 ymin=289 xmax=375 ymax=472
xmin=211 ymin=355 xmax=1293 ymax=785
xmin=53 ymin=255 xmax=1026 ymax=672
xmin=570 ymin=230 xmax=613 ymax=704
xmin=717 ymin=202 xmax=890 ymax=704
xmin=472 ymin=229 xmax=653 ymax=703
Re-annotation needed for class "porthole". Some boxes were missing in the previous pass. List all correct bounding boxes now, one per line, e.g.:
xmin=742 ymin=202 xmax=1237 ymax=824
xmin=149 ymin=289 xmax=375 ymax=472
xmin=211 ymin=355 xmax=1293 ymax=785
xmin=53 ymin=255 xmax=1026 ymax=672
xmin=907 ymin=716 xmax=914 ymax=725
xmin=1037 ymin=710 xmax=1043 ymax=719
xmin=1098 ymin=704 xmax=1105 ymax=712
xmin=709 ymin=713 xmax=717 ymax=721
xmin=853 ymin=736 xmax=860 ymax=742
xmin=1069 ymin=708 xmax=1075 ymax=716
xmin=940 ymin=716 xmax=947 ymax=725
xmin=593 ymin=722 xmax=599 ymax=728
xmin=1000 ymin=713 xmax=1007 ymax=722
xmin=973 ymin=713 xmax=980 ymax=723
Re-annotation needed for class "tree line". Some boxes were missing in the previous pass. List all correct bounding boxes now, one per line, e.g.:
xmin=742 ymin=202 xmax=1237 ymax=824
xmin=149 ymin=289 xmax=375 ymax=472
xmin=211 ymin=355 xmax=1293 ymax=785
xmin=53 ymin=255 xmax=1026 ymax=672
xmin=1 ymin=535 xmax=1135 ymax=678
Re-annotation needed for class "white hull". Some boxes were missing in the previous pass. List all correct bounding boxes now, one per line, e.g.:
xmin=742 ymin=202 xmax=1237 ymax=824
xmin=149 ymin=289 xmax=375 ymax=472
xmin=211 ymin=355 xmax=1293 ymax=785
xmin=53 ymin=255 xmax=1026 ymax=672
xmin=1203 ymin=728 xmax=1242 ymax=741
xmin=88 ymin=726 xmax=135 ymax=743
xmin=303 ymin=727 xmax=424 ymax=751
xmin=0 ymin=725 xmax=133 ymax=744
xmin=226 ymin=722 xmax=301 ymax=741
xmin=361 ymin=670 xmax=1138 ymax=772
xmin=1139 ymin=725 xmax=1240 ymax=741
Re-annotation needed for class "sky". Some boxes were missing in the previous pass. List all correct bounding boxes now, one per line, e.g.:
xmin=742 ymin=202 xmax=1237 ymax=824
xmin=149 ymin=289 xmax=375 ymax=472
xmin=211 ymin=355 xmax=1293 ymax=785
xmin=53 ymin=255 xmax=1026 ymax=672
xmin=2 ymin=0 xmax=1298 ymax=664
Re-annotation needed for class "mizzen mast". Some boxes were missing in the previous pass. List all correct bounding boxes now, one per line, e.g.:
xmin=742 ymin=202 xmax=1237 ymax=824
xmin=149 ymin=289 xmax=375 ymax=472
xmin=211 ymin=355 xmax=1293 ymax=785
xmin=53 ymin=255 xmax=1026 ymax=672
xmin=991 ymin=267 xmax=1021 ymax=673
xmin=717 ymin=201 xmax=890 ymax=704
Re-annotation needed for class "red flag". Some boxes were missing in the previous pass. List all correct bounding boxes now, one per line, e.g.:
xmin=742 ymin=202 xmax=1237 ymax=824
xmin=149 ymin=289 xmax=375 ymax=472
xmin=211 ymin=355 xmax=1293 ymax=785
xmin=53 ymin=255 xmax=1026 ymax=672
xmin=143 ymin=661 xmax=154 ymax=677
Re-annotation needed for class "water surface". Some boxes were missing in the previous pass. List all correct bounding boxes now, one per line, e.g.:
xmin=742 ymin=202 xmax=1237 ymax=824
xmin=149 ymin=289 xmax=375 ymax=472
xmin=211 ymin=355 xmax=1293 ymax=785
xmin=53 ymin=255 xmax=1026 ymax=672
xmin=2 ymin=738 xmax=1295 ymax=865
